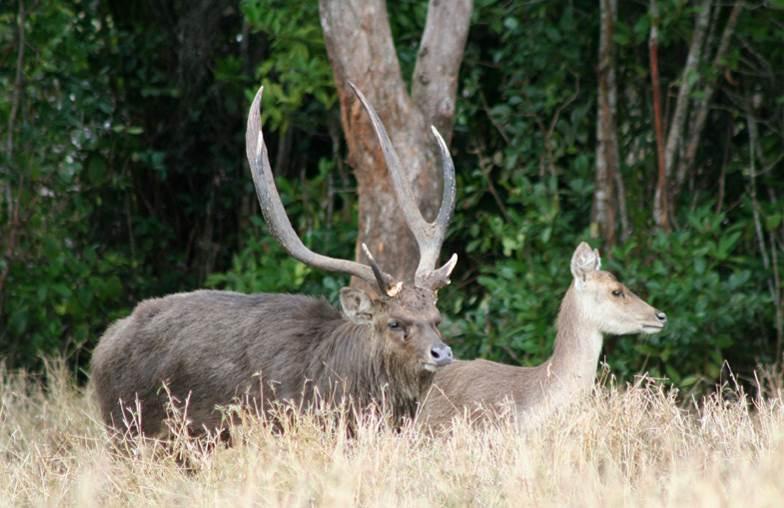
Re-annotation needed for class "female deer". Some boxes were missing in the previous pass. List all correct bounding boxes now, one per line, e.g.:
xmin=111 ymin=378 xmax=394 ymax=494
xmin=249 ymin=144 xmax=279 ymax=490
xmin=418 ymin=242 xmax=667 ymax=429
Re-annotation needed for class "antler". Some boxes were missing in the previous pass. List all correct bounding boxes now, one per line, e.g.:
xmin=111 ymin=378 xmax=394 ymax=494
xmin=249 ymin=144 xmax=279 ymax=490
xmin=349 ymin=82 xmax=458 ymax=290
xmin=245 ymin=85 xmax=397 ymax=295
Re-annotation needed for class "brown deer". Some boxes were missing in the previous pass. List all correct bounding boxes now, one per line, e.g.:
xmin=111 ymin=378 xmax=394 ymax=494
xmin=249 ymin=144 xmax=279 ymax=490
xmin=91 ymin=84 xmax=458 ymax=437
xmin=418 ymin=242 xmax=667 ymax=429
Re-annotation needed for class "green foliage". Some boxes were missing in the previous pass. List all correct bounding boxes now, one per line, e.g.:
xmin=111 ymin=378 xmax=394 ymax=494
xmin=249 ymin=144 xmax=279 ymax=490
xmin=241 ymin=0 xmax=336 ymax=130
xmin=0 ymin=1 xmax=137 ymax=368
xmin=2 ymin=0 xmax=783 ymax=396
xmin=206 ymin=161 xmax=354 ymax=302
xmin=429 ymin=0 xmax=783 ymax=393
xmin=606 ymin=210 xmax=771 ymax=389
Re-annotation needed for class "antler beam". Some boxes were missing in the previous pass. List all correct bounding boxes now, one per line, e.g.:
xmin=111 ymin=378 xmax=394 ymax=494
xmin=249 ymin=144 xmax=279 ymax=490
xmin=349 ymin=82 xmax=457 ymax=289
xmin=245 ymin=85 xmax=395 ymax=293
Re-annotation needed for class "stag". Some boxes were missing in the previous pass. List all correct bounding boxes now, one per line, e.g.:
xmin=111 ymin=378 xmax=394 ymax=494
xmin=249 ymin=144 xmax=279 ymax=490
xmin=91 ymin=84 xmax=458 ymax=437
xmin=418 ymin=242 xmax=667 ymax=429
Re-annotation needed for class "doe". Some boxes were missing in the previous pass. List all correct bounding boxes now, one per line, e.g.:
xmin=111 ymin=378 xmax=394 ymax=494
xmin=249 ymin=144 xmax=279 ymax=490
xmin=418 ymin=242 xmax=667 ymax=429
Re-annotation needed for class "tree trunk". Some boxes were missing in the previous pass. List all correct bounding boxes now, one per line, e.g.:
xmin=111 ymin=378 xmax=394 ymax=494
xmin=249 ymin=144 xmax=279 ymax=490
xmin=319 ymin=0 xmax=472 ymax=285
xmin=661 ymin=0 xmax=712 ymax=223
xmin=650 ymin=0 xmax=670 ymax=231
xmin=592 ymin=0 xmax=621 ymax=247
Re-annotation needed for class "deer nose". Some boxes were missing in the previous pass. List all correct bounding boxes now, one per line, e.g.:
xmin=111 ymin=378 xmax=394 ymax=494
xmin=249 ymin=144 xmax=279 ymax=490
xmin=655 ymin=311 xmax=667 ymax=323
xmin=430 ymin=343 xmax=453 ymax=366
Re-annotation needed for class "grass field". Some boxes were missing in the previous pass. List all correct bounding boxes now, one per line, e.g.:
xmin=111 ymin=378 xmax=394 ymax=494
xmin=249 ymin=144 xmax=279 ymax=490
xmin=2 ymin=361 xmax=783 ymax=507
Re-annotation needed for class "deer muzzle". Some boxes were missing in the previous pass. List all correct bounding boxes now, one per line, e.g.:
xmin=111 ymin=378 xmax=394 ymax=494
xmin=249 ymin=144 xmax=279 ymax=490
xmin=427 ymin=342 xmax=454 ymax=370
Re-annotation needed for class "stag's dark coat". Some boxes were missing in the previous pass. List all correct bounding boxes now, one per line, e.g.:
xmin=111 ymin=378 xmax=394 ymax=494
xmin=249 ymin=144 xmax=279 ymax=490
xmin=92 ymin=289 xmax=442 ymax=436
xmin=92 ymin=85 xmax=458 ymax=438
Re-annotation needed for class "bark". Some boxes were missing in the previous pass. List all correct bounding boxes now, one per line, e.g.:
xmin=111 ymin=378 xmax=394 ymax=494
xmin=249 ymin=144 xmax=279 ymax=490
xmin=650 ymin=0 xmax=670 ymax=231
xmin=673 ymin=1 xmax=743 ymax=199
xmin=592 ymin=0 xmax=620 ymax=247
xmin=319 ymin=0 xmax=471 ymax=285
xmin=412 ymin=0 xmax=473 ymax=145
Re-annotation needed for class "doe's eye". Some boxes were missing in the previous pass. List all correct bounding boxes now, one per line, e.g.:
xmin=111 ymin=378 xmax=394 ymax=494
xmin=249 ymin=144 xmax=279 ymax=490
xmin=611 ymin=289 xmax=624 ymax=297
xmin=388 ymin=320 xmax=401 ymax=330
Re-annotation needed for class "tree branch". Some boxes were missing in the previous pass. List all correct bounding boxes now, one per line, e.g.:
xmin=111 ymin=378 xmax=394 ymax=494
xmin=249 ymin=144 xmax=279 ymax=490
xmin=663 ymin=0 xmax=712 ymax=180
xmin=319 ymin=0 xmax=470 ymax=282
xmin=319 ymin=0 xmax=408 ymax=101
xmin=673 ymin=1 xmax=744 ymax=198
xmin=411 ymin=0 xmax=473 ymax=144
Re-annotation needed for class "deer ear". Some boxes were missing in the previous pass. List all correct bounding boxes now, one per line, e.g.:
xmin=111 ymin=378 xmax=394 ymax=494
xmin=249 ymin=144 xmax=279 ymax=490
xmin=340 ymin=288 xmax=374 ymax=324
xmin=571 ymin=242 xmax=600 ymax=285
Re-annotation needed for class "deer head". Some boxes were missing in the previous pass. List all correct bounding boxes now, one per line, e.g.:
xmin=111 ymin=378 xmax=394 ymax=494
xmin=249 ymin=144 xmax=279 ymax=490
xmin=569 ymin=242 xmax=667 ymax=336
xmin=245 ymin=85 xmax=457 ymax=374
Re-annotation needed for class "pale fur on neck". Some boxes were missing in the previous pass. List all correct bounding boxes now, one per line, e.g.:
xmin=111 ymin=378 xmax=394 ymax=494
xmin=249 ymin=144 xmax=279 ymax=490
xmin=529 ymin=282 xmax=604 ymax=417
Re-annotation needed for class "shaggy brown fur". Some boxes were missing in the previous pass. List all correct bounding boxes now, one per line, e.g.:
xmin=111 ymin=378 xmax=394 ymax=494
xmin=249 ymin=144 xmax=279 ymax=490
xmin=92 ymin=85 xmax=458 ymax=439
xmin=92 ymin=287 xmax=451 ymax=437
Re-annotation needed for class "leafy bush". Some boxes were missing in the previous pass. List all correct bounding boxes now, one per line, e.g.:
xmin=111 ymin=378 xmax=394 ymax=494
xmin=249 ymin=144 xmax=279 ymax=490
xmin=2 ymin=0 xmax=782 ymax=397
xmin=207 ymin=160 xmax=356 ymax=303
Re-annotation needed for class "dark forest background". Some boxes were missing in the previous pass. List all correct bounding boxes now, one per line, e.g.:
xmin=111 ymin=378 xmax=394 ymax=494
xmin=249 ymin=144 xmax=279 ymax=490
xmin=1 ymin=0 xmax=783 ymax=394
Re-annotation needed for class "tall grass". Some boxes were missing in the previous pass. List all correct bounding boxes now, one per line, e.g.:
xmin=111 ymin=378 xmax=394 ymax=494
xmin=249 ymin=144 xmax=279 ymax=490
xmin=1 ymin=360 xmax=783 ymax=507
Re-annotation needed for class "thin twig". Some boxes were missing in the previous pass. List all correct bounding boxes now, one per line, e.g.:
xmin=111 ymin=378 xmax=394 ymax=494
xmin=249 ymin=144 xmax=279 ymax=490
xmin=467 ymin=142 xmax=509 ymax=222
xmin=480 ymin=92 xmax=511 ymax=144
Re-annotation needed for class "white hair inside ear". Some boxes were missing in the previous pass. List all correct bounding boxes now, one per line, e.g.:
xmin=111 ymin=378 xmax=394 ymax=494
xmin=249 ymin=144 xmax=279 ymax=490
xmin=571 ymin=242 xmax=601 ymax=287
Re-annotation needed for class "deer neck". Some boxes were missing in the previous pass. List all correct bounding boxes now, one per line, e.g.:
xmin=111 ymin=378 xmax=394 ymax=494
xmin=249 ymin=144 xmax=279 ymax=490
xmin=321 ymin=320 xmax=422 ymax=422
xmin=543 ymin=284 xmax=604 ymax=393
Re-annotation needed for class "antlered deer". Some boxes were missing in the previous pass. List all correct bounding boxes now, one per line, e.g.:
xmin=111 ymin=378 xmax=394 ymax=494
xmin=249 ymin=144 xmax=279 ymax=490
xmin=91 ymin=84 xmax=458 ymax=437
xmin=418 ymin=242 xmax=667 ymax=429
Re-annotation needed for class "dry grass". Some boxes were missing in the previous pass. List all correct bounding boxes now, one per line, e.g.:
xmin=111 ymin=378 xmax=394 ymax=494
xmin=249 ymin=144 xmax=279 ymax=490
xmin=2 ymin=361 xmax=783 ymax=507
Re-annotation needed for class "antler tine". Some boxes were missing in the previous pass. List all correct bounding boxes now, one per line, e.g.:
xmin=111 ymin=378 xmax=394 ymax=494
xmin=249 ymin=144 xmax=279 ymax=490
xmin=349 ymin=82 xmax=457 ymax=289
xmin=425 ymin=125 xmax=457 ymax=274
xmin=361 ymin=243 xmax=402 ymax=297
xmin=245 ymin=85 xmax=393 ymax=291
xmin=415 ymin=125 xmax=459 ymax=290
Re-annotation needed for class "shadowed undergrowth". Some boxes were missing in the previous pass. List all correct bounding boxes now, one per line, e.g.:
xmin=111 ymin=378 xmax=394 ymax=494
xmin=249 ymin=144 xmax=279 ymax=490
xmin=1 ymin=360 xmax=783 ymax=507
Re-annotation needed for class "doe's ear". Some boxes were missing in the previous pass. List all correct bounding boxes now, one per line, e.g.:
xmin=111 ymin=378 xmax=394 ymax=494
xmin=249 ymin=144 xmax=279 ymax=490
xmin=570 ymin=241 xmax=601 ymax=286
xmin=340 ymin=287 xmax=374 ymax=324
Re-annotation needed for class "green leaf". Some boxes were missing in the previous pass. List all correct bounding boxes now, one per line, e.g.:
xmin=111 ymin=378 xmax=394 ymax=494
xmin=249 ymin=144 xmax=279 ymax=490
xmin=87 ymin=156 xmax=106 ymax=182
xmin=765 ymin=213 xmax=782 ymax=231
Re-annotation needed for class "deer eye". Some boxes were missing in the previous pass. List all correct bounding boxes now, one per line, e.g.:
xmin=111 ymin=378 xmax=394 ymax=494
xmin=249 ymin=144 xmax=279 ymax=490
xmin=388 ymin=320 xmax=402 ymax=331
xmin=611 ymin=289 xmax=624 ymax=297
